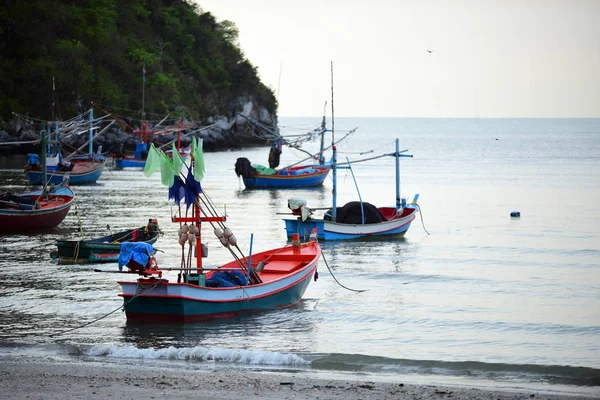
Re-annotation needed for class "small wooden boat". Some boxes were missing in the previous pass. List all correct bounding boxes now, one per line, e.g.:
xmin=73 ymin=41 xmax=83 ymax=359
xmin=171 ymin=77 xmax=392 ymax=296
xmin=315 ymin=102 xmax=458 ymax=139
xmin=117 ymin=140 xmax=321 ymax=323
xmin=25 ymin=154 xmax=106 ymax=185
xmin=0 ymin=185 xmax=74 ymax=234
xmin=283 ymin=138 xmax=419 ymax=241
xmin=112 ymin=119 xmax=191 ymax=169
xmin=235 ymin=161 xmax=330 ymax=189
xmin=234 ymin=113 xmax=354 ymax=189
xmin=24 ymin=109 xmax=106 ymax=185
xmin=282 ymin=69 xmax=419 ymax=240
xmin=1 ymin=129 xmax=75 ymax=234
xmin=119 ymin=238 xmax=321 ymax=323
xmin=114 ymin=146 xmax=190 ymax=169
xmin=51 ymin=219 xmax=161 ymax=264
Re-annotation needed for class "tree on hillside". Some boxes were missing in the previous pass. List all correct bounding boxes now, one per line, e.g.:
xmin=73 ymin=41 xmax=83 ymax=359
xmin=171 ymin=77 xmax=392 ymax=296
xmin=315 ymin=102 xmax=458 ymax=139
xmin=0 ymin=0 xmax=276 ymax=123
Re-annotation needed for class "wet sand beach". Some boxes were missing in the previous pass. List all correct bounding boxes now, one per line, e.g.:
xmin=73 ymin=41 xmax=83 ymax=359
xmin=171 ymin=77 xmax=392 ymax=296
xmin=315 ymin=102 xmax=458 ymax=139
xmin=1 ymin=359 xmax=597 ymax=400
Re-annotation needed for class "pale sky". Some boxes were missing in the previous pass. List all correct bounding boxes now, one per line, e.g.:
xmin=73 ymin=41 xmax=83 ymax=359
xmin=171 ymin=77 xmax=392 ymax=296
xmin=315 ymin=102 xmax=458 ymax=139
xmin=197 ymin=0 xmax=600 ymax=118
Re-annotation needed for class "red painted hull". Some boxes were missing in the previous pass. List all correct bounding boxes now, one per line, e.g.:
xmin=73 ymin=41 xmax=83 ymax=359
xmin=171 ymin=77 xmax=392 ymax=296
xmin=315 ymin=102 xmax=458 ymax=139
xmin=118 ymin=241 xmax=321 ymax=323
xmin=0 ymin=186 xmax=74 ymax=233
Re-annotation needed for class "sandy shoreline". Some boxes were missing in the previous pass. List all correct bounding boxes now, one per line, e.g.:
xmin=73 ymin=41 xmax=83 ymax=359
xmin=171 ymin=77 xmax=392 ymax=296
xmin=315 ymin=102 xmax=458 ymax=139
xmin=1 ymin=359 xmax=598 ymax=400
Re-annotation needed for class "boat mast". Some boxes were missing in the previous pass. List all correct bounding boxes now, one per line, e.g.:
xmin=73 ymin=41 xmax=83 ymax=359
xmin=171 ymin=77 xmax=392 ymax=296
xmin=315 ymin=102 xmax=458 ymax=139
xmin=392 ymin=138 xmax=413 ymax=209
xmin=51 ymin=77 xmax=56 ymax=120
xmin=141 ymin=63 xmax=146 ymax=123
xmin=172 ymin=198 xmax=226 ymax=273
xmin=318 ymin=101 xmax=327 ymax=165
xmin=41 ymin=125 xmax=48 ymax=198
xmin=177 ymin=118 xmax=182 ymax=152
xmin=88 ymin=106 xmax=94 ymax=157
xmin=330 ymin=62 xmax=338 ymax=221
xmin=395 ymin=138 xmax=401 ymax=209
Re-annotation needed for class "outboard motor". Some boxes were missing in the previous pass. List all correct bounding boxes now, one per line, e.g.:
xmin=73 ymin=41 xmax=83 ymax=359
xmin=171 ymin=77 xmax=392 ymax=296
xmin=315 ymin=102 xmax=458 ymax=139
xmin=234 ymin=158 xmax=257 ymax=178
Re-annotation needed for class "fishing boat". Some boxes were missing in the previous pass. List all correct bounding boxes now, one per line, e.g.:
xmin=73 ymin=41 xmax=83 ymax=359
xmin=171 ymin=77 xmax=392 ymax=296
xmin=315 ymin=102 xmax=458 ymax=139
xmin=234 ymin=113 xmax=355 ymax=189
xmin=283 ymin=140 xmax=419 ymax=241
xmin=23 ymin=108 xmax=107 ymax=185
xmin=117 ymin=139 xmax=321 ymax=322
xmin=0 ymin=185 xmax=75 ymax=234
xmin=112 ymin=118 xmax=192 ymax=169
xmin=50 ymin=219 xmax=161 ymax=264
xmin=0 ymin=133 xmax=74 ymax=234
xmin=235 ymin=161 xmax=330 ymax=189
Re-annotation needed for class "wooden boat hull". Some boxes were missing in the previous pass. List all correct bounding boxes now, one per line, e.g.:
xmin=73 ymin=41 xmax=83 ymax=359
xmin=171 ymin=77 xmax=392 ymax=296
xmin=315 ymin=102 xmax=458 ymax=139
xmin=114 ymin=148 xmax=190 ymax=169
xmin=53 ymin=225 xmax=160 ymax=264
xmin=242 ymin=167 xmax=330 ymax=189
xmin=0 ymin=186 xmax=74 ymax=233
xmin=283 ymin=206 xmax=418 ymax=240
xmin=114 ymin=157 xmax=145 ymax=169
xmin=118 ymin=241 xmax=320 ymax=322
xmin=25 ymin=158 xmax=105 ymax=185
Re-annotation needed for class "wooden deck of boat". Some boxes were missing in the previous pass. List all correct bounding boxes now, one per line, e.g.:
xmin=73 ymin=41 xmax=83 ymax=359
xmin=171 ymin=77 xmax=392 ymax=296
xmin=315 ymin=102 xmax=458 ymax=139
xmin=257 ymin=254 xmax=315 ymax=283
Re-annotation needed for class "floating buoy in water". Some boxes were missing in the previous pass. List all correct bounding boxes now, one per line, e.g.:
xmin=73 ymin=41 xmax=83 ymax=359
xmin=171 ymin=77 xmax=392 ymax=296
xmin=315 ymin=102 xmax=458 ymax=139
xmin=510 ymin=211 xmax=520 ymax=217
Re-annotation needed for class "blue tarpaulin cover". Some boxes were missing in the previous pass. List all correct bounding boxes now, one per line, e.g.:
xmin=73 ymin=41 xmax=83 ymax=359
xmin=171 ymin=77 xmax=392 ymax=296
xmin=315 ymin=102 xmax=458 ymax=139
xmin=119 ymin=242 xmax=154 ymax=271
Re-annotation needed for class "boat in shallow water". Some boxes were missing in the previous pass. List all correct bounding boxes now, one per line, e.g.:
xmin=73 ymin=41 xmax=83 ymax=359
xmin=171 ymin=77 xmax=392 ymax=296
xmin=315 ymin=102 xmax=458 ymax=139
xmin=23 ymin=108 xmax=107 ymax=185
xmin=234 ymin=113 xmax=355 ymax=189
xmin=235 ymin=161 xmax=330 ymax=189
xmin=51 ymin=219 xmax=161 ymax=264
xmin=118 ymin=237 xmax=321 ymax=323
xmin=1 ymin=130 xmax=75 ymax=234
xmin=0 ymin=184 xmax=74 ymax=234
xmin=282 ymin=138 xmax=419 ymax=240
xmin=117 ymin=138 xmax=321 ymax=322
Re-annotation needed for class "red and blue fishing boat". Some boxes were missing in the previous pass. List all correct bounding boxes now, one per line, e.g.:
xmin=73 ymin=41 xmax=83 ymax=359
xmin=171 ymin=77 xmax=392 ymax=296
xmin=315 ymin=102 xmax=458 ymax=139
xmin=117 ymin=140 xmax=321 ymax=322
xmin=235 ymin=163 xmax=330 ymax=189
xmin=112 ymin=119 xmax=191 ymax=169
xmin=25 ymin=153 xmax=105 ymax=185
xmin=118 ymin=235 xmax=321 ymax=322
xmin=1 ymin=132 xmax=74 ymax=234
xmin=283 ymin=138 xmax=419 ymax=241
xmin=24 ymin=109 xmax=106 ymax=185
xmin=234 ymin=113 xmax=356 ymax=189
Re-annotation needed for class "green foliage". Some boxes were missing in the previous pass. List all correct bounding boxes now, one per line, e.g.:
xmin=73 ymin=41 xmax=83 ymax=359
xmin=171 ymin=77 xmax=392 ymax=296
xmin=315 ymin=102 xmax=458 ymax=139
xmin=0 ymin=0 xmax=276 ymax=121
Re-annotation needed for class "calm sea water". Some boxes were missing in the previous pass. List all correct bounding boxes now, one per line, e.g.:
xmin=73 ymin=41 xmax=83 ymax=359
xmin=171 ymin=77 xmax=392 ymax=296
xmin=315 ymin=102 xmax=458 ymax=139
xmin=1 ymin=117 xmax=599 ymax=396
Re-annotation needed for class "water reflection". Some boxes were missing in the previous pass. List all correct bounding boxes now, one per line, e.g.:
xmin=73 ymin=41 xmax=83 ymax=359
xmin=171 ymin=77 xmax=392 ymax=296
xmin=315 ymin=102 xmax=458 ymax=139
xmin=120 ymin=302 xmax=319 ymax=352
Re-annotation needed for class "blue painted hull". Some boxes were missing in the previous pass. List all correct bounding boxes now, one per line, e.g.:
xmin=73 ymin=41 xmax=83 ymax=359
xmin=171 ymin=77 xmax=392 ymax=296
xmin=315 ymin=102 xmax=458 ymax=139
xmin=121 ymin=271 xmax=314 ymax=322
xmin=114 ymin=150 xmax=190 ymax=169
xmin=114 ymin=158 xmax=146 ymax=169
xmin=284 ymin=206 xmax=418 ymax=240
xmin=243 ymin=168 xmax=329 ymax=189
xmin=25 ymin=159 xmax=105 ymax=185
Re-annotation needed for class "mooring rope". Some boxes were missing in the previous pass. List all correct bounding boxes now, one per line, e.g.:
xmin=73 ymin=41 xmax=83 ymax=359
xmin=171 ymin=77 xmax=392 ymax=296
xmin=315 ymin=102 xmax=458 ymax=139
xmin=320 ymin=246 xmax=435 ymax=291
xmin=50 ymin=279 xmax=162 ymax=337
xmin=320 ymin=250 xmax=367 ymax=293
xmin=414 ymin=204 xmax=430 ymax=235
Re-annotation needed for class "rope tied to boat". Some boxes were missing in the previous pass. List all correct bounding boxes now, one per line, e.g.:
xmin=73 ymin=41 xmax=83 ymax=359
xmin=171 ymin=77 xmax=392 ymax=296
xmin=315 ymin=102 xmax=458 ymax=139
xmin=320 ymin=251 xmax=367 ymax=293
xmin=49 ymin=279 xmax=162 ymax=337
xmin=413 ymin=203 xmax=430 ymax=235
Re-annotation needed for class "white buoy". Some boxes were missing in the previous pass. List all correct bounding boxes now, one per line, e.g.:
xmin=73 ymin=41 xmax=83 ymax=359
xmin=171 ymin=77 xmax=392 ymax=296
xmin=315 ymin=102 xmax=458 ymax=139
xmin=214 ymin=227 xmax=229 ymax=247
xmin=179 ymin=232 xmax=188 ymax=245
xmin=224 ymin=227 xmax=237 ymax=246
